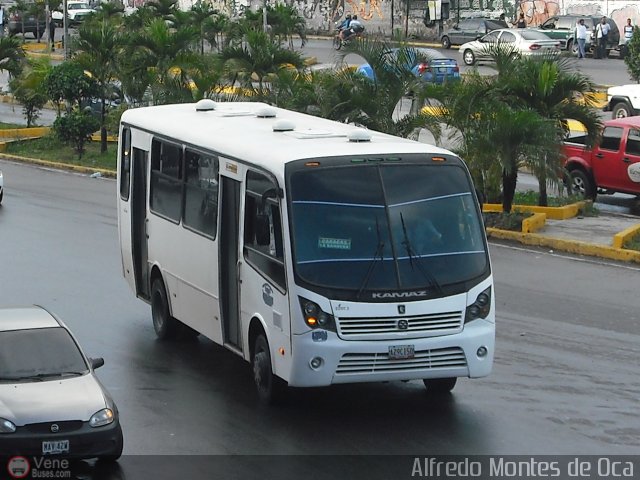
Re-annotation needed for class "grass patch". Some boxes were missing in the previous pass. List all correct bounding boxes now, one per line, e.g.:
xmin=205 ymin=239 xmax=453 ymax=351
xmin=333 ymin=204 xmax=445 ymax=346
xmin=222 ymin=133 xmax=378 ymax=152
xmin=483 ymin=211 xmax=533 ymax=231
xmin=0 ymin=121 xmax=28 ymax=129
xmin=623 ymin=232 xmax=640 ymax=251
xmin=513 ymin=190 xmax=585 ymax=207
xmin=3 ymin=135 xmax=117 ymax=171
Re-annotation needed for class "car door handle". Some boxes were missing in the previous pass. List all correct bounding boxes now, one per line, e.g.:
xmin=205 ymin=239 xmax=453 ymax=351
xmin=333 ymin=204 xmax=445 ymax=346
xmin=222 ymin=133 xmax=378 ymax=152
xmin=623 ymin=157 xmax=631 ymax=163
xmin=594 ymin=153 xmax=604 ymax=158
xmin=145 ymin=219 xmax=149 ymax=239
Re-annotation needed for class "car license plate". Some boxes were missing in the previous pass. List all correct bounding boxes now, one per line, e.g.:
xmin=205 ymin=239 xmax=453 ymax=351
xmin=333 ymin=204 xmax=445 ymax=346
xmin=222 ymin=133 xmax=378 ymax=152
xmin=438 ymin=67 xmax=448 ymax=72
xmin=42 ymin=440 xmax=69 ymax=455
xmin=388 ymin=344 xmax=415 ymax=360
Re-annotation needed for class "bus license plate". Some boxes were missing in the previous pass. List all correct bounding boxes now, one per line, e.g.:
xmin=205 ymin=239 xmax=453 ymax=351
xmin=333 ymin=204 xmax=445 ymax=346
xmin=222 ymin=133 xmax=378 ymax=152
xmin=388 ymin=344 xmax=415 ymax=360
xmin=42 ymin=440 xmax=69 ymax=455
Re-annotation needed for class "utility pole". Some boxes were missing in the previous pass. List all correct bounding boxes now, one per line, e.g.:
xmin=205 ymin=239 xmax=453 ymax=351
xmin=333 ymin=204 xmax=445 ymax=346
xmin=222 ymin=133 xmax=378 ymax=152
xmin=63 ymin=0 xmax=69 ymax=60
xmin=262 ymin=0 xmax=267 ymax=33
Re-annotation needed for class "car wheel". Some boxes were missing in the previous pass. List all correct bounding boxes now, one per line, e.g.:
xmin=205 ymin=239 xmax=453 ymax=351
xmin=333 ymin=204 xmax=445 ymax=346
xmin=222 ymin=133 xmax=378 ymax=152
xmin=151 ymin=278 xmax=180 ymax=340
xmin=423 ymin=377 xmax=457 ymax=393
xmin=441 ymin=36 xmax=451 ymax=49
xmin=569 ymin=169 xmax=596 ymax=200
xmin=612 ymin=102 xmax=632 ymax=119
xmin=333 ymin=35 xmax=342 ymax=50
xmin=99 ymin=427 xmax=123 ymax=462
xmin=252 ymin=333 xmax=286 ymax=405
xmin=463 ymin=49 xmax=476 ymax=66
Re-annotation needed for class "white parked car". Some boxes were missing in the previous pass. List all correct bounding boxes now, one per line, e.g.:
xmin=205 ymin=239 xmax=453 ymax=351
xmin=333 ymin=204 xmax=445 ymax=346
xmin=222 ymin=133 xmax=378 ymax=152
xmin=52 ymin=1 xmax=96 ymax=26
xmin=459 ymin=28 xmax=561 ymax=66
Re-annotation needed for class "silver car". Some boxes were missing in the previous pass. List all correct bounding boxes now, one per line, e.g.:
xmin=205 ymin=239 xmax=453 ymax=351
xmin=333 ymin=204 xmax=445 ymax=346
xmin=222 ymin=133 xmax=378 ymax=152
xmin=459 ymin=28 xmax=561 ymax=66
xmin=0 ymin=306 xmax=123 ymax=460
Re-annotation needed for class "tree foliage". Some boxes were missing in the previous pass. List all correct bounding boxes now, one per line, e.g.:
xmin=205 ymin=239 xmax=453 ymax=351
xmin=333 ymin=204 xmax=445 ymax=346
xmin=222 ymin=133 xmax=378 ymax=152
xmin=624 ymin=26 xmax=640 ymax=82
xmin=8 ymin=57 xmax=51 ymax=127
xmin=43 ymin=62 xmax=99 ymax=115
xmin=53 ymin=110 xmax=100 ymax=159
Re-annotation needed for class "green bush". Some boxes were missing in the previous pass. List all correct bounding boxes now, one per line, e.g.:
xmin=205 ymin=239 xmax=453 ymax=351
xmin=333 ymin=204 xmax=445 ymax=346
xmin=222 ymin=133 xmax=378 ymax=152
xmin=53 ymin=111 xmax=100 ymax=159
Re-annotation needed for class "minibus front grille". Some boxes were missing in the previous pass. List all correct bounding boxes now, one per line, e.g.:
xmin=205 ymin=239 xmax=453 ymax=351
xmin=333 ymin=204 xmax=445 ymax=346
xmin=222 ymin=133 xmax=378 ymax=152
xmin=335 ymin=311 xmax=463 ymax=340
xmin=335 ymin=347 xmax=467 ymax=375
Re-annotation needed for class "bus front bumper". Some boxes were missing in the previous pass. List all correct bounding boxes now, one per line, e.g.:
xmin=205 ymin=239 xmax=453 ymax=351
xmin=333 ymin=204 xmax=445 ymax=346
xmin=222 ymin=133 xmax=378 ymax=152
xmin=287 ymin=318 xmax=494 ymax=387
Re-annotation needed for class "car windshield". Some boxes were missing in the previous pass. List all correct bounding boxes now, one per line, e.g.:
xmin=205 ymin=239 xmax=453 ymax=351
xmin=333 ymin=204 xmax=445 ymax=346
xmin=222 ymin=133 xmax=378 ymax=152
xmin=288 ymin=161 xmax=488 ymax=294
xmin=0 ymin=327 xmax=88 ymax=381
xmin=69 ymin=2 xmax=89 ymax=9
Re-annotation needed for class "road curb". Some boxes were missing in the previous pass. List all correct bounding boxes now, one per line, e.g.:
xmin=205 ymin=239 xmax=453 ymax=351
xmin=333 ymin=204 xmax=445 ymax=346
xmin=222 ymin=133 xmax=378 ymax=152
xmin=0 ymin=152 xmax=116 ymax=178
xmin=487 ymin=227 xmax=640 ymax=264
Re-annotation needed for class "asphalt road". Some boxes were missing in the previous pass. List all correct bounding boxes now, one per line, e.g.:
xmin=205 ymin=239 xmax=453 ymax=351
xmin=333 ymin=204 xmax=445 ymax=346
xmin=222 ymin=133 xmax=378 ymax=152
xmin=0 ymin=159 xmax=639 ymax=477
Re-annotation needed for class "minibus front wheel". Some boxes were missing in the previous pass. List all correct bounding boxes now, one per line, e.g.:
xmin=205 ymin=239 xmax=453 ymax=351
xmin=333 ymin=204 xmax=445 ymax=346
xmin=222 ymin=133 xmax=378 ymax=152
xmin=252 ymin=333 xmax=287 ymax=405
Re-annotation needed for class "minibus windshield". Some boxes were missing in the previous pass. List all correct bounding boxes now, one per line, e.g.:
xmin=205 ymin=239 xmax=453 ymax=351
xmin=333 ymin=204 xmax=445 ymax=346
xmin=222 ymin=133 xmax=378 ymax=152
xmin=288 ymin=162 xmax=488 ymax=295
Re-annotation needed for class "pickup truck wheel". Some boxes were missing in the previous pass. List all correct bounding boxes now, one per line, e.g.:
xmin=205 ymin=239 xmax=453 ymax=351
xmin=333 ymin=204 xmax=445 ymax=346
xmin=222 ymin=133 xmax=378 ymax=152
xmin=612 ymin=102 xmax=632 ymax=119
xmin=569 ymin=169 xmax=596 ymax=200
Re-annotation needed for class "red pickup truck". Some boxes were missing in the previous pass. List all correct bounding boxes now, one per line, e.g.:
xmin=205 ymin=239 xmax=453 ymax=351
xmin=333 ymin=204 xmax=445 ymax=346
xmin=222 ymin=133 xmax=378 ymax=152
xmin=563 ymin=117 xmax=640 ymax=199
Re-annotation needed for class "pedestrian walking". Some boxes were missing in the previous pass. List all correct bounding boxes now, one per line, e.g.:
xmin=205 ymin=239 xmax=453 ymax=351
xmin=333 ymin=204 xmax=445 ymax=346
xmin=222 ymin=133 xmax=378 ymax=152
xmin=575 ymin=18 xmax=588 ymax=59
xmin=0 ymin=5 xmax=5 ymax=38
xmin=595 ymin=16 xmax=610 ymax=59
xmin=49 ymin=14 xmax=56 ymax=51
xmin=515 ymin=12 xmax=526 ymax=28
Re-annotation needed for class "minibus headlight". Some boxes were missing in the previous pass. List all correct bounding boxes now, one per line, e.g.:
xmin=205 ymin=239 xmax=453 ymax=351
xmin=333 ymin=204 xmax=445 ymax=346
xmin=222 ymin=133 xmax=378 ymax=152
xmin=0 ymin=418 xmax=16 ymax=433
xmin=465 ymin=287 xmax=491 ymax=323
xmin=299 ymin=298 xmax=336 ymax=332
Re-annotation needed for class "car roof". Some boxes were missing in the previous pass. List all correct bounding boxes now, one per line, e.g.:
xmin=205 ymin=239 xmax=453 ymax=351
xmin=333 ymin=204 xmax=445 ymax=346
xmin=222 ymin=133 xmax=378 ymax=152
xmin=0 ymin=306 xmax=61 ymax=332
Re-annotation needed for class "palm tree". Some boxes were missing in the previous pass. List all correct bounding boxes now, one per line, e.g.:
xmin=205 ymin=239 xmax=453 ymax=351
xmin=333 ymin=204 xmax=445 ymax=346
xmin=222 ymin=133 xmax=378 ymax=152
xmin=126 ymin=18 xmax=200 ymax=104
xmin=492 ymin=54 xmax=602 ymax=205
xmin=428 ymin=69 xmax=558 ymax=212
xmin=0 ymin=36 xmax=25 ymax=80
xmin=189 ymin=0 xmax=216 ymax=55
xmin=73 ymin=18 xmax=126 ymax=152
xmin=268 ymin=4 xmax=307 ymax=48
xmin=317 ymin=38 xmax=441 ymax=139
xmin=220 ymin=28 xmax=305 ymax=98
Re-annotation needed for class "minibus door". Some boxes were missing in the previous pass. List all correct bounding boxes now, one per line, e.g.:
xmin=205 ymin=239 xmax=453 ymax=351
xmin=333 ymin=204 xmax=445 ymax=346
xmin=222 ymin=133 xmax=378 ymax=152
xmin=220 ymin=176 xmax=242 ymax=349
xmin=131 ymin=147 xmax=150 ymax=300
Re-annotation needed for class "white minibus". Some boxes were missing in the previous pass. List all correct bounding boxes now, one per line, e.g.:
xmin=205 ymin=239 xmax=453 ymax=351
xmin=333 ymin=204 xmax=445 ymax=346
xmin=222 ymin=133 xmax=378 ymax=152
xmin=117 ymin=100 xmax=495 ymax=403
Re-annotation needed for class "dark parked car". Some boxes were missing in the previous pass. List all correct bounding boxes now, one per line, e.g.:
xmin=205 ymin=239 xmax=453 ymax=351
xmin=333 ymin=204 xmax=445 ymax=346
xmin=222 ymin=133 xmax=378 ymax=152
xmin=441 ymin=17 xmax=509 ymax=49
xmin=4 ymin=9 xmax=46 ymax=38
xmin=534 ymin=15 xmax=620 ymax=56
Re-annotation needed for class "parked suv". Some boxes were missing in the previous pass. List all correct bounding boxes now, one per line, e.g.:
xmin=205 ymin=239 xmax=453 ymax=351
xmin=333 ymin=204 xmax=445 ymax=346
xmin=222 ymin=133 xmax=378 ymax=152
xmin=4 ymin=8 xmax=46 ymax=38
xmin=535 ymin=15 xmax=620 ymax=56
xmin=441 ymin=18 xmax=509 ymax=49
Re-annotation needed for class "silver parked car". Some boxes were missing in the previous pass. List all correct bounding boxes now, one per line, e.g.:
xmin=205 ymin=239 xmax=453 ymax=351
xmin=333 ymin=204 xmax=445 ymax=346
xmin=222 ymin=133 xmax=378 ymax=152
xmin=0 ymin=306 xmax=123 ymax=460
xmin=459 ymin=28 xmax=561 ymax=66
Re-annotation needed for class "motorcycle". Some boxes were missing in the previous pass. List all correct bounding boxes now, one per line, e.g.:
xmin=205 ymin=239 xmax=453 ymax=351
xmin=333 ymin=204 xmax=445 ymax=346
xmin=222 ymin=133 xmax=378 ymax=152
xmin=333 ymin=21 xmax=365 ymax=50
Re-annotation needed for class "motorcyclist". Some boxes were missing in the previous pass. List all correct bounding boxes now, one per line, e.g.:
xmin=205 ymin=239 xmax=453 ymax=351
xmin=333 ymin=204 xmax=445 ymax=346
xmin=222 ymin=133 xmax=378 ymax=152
xmin=337 ymin=14 xmax=352 ymax=34
xmin=341 ymin=14 xmax=364 ymax=41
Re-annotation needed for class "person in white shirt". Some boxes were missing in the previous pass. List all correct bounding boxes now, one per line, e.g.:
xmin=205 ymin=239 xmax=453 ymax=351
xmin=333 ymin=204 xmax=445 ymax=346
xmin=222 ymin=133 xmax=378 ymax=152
xmin=595 ymin=16 xmax=611 ymax=59
xmin=575 ymin=18 xmax=588 ymax=59
xmin=622 ymin=18 xmax=634 ymax=58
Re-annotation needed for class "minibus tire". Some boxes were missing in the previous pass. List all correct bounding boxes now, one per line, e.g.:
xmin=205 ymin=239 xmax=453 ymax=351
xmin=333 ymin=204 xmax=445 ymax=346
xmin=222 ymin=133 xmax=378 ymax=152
xmin=423 ymin=377 xmax=457 ymax=393
xmin=151 ymin=279 xmax=180 ymax=340
xmin=252 ymin=334 xmax=286 ymax=405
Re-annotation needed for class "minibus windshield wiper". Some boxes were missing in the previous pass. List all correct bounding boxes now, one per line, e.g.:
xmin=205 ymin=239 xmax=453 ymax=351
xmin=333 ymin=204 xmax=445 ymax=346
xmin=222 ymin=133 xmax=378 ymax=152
xmin=357 ymin=217 xmax=386 ymax=300
xmin=400 ymin=213 xmax=443 ymax=296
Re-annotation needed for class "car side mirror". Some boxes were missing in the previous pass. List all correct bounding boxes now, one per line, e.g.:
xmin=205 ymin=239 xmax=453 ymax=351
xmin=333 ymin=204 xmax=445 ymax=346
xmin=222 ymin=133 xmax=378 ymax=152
xmin=90 ymin=357 xmax=105 ymax=370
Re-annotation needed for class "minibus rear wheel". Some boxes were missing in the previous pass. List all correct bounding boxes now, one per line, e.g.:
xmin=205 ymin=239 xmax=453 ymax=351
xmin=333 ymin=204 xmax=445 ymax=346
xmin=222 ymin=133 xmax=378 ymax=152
xmin=151 ymin=278 xmax=180 ymax=340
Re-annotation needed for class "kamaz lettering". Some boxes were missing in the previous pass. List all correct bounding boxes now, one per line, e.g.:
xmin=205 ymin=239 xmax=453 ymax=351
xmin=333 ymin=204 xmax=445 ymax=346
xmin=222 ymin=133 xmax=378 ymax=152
xmin=372 ymin=291 xmax=428 ymax=299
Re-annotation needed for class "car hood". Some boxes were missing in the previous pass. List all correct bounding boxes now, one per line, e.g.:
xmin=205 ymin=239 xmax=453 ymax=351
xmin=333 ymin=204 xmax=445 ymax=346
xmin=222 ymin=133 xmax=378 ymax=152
xmin=609 ymin=84 xmax=640 ymax=96
xmin=0 ymin=374 xmax=107 ymax=425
